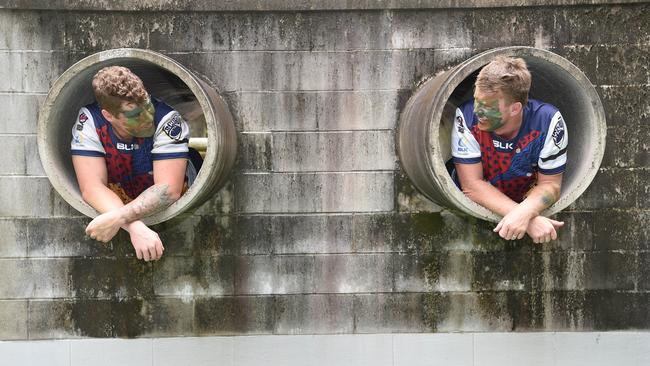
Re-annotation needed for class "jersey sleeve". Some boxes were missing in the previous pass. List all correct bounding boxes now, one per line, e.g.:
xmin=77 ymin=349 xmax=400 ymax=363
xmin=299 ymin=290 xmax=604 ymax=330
xmin=70 ymin=108 xmax=105 ymax=157
xmin=151 ymin=111 xmax=190 ymax=160
xmin=451 ymin=107 xmax=481 ymax=164
xmin=538 ymin=111 xmax=568 ymax=174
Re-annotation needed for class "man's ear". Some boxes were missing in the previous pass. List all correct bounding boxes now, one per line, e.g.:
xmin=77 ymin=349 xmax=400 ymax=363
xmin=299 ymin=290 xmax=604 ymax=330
xmin=101 ymin=109 xmax=115 ymax=122
xmin=509 ymin=101 xmax=523 ymax=117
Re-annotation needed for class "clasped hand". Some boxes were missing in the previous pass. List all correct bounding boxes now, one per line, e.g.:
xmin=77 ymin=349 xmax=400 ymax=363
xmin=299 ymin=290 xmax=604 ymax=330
xmin=86 ymin=211 xmax=164 ymax=261
xmin=85 ymin=210 xmax=124 ymax=242
xmin=494 ymin=208 xmax=564 ymax=243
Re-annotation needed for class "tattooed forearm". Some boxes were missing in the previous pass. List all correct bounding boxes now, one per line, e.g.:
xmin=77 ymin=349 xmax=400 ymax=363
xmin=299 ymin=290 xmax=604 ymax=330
xmin=540 ymin=190 xmax=558 ymax=208
xmin=119 ymin=184 xmax=175 ymax=223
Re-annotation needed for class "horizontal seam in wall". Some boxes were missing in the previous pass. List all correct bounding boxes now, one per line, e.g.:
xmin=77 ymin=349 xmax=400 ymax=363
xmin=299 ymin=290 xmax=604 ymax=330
xmin=0 ymin=49 xmax=62 ymax=53
xmin=598 ymin=84 xmax=650 ymax=88
xmin=7 ymin=289 xmax=650 ymax=302
xmin=0 ymin=175 xmax=48 ymax=178
xmin=162 ymin=48 xmax=469 ymax=55
xmin=238 ymin=170 xmax=397 ymax=174
xmin=0 ymin=91 xmax=47 ymax=95
xmin=3 ymin=43 xmax=649 ymax=56
xmin=4 ymin=249 xmax=650 ymax=260
xmin=239 ymin=129 xmax=395 ymax=134
xmin=238 ymin=171 xmax=395 ymax=175
xmin=230 ymin=89 xmax=408 ymax=94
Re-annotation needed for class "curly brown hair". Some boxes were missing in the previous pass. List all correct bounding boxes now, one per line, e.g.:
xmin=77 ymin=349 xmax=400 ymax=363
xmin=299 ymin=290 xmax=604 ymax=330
xmin=475 ymin=56 xmax=531 ymax=105
xmin=92 ymin=66 xmax=148 ymax=116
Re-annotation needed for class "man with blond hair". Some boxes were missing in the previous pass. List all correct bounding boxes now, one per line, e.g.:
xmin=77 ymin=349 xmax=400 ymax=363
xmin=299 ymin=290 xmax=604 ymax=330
xmin=450 ymin=56 xmax=568 ymax=243
xmin=71 ymin=66 xmax=195 ymax=261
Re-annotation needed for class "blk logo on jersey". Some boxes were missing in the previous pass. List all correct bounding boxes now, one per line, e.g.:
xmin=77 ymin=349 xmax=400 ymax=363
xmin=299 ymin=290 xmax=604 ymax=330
xmin=163 ymin=114 xmax=183 ymax=141
xmin=493 ymin=140 xmax=514 ymax=150
xmin=116 ymin=142 xmax=140 ymax=151
xmin=552 ymin=118 xmax=565 ymax=148
xmin=457 ymin=138 xmax=468 ymax=153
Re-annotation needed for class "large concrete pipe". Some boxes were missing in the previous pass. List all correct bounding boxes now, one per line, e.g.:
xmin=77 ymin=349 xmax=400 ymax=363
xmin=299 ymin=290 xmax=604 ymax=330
xmin=398 ymin=47 xmax=606 ymax=222
xmin=38 ymin=48 xmax=237 ymax=224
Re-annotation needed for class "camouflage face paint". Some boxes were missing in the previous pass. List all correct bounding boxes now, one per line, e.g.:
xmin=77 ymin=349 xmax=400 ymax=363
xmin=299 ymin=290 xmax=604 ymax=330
xmin=474 ymin=98 xmax=504 ymax=132
xmin=122 ymin=100 xmax=155 ymax=137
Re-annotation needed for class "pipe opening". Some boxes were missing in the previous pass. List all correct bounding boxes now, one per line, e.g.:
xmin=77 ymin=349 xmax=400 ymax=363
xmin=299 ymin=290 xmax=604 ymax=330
xmin=38 ymin=49 xmax=237 ymax=225
xmin=399 ymin=47 xmax=606 ymax=222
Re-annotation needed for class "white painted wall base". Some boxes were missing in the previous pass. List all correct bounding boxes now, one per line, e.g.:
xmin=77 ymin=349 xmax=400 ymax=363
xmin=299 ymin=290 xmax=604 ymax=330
xmin=1 ymin=332 xmax=649 ymax=366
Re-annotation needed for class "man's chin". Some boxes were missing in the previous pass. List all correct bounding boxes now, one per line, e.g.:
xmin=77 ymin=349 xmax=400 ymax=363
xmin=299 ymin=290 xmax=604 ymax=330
xmin=129 ymin=130 xmax=155 ymax=138
xmin=477 ymin=123 xmax=493 ymax=132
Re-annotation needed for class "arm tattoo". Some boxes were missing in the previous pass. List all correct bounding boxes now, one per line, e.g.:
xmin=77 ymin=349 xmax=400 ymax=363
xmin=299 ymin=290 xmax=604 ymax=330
xmin=540 ymin=190 xmax=557 ymax=207
xmin=120 ymin=184 xmax=174 ymax=222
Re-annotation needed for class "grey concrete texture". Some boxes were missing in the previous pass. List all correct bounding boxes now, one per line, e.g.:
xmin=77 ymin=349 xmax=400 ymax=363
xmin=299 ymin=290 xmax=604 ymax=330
xmin=234 ymin=90 xmax=402 ymax=132
xmin=234 ymin=172 xmax=394 ymax=213
xmin=1 ymin=0 xmax=645 ymax=11
xmin=0 ymin=94 xmax=45 ymax=134
xmin=0 ymin=3 xmax=649 ymax=340
xmin=0 ymin=300 xmax=28 ymax=340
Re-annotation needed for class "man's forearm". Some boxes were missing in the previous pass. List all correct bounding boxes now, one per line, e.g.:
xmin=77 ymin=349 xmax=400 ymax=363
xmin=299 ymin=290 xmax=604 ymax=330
xmin=81 ymin=185 xmax=128 ymax=214
xmin=115 ymin=184 xmax=176 ymax=225
xmin=462 ymin=179 xmax=519 ymax=217
xmin=517 ymin=182 xmax=560 ymax=217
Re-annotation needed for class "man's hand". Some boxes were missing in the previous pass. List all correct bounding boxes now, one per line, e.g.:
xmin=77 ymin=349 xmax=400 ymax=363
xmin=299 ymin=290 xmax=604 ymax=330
xmin=127 ymin=222 xmax=164 ymax=261
xmin=526 ymin=216 xmax=564 ymax=244
xmin=493 ymin=206 xmax=535 ymax=240
xmin=86 ymin=210 xmax=125 ymax=243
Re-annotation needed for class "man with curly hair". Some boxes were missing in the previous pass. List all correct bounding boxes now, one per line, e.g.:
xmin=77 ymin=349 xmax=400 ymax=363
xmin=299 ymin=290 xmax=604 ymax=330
xmin=450 ymin=56 xmax=568 ymax=243
xmin=71 ymin=66 xmax=195 ymax=261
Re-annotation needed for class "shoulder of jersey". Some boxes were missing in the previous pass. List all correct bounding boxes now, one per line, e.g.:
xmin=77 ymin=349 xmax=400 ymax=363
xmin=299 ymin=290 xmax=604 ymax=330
xmin=152 ymin=97 xmax=175 ymax=125
xmin=526 ymin=99 xmax=560 ymax=128
xmin=80 ymin=103 xmax=108 ymax=128
xmin=458 ymin=99 xmax=477 ymax=129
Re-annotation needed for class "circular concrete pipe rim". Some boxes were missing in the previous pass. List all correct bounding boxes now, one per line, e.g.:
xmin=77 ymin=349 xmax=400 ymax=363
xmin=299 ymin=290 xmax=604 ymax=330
xmin=38 ymin=48 xmax=234 ymax=225
xmin=416 ymin=46 xmax=606 ymax=222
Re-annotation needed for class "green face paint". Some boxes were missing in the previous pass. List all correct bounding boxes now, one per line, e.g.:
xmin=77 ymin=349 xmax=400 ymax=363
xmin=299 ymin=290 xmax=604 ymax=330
xmin=122 ymin=100 xmax=155 ymax=137
xmin=474 ymin=98 xmax=504 ymax=132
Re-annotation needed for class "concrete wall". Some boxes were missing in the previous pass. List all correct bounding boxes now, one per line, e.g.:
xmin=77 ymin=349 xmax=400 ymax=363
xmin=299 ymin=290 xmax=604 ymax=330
xmin=0 ymin=1 xmax=649 ymax=340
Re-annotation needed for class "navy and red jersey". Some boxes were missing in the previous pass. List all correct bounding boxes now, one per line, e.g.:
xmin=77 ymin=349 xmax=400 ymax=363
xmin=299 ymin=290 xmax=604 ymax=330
xmin=451 ymin=98 xmax=568 ymax=203
xmin=70 ymin=98 xmax=190 ymax=202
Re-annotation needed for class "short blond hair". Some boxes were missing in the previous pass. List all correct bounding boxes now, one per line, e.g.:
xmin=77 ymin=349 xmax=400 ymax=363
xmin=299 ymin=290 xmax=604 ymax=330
xmin=475 ymin=56 xmax=531 ymax=105
xmin=92 ymin=66 xmax=148 ymax=115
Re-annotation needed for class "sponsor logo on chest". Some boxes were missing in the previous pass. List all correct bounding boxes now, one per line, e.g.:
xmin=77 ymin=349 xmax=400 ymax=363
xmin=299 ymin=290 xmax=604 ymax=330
xmin=116 ymin=142 xmax=140 ymax=151
xmin=493 ymin=140 xmax=514 ymax=150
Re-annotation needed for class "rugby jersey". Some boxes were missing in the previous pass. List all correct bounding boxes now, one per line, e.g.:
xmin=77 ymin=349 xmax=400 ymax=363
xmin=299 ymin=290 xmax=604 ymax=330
xmin=451 ymin=98 xmax=568 ymax=202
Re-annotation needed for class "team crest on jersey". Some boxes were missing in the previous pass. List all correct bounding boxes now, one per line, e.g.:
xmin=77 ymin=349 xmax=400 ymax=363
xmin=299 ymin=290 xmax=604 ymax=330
xmin=76 ymin=112 xmax=88 ymax=131
xmin=163 ymin=114 xmax=183 ymax=141
xmin=552 ymin=117 xmax=565 ymax=148
xmin=456 ymin=116 xmax=464 ymax=133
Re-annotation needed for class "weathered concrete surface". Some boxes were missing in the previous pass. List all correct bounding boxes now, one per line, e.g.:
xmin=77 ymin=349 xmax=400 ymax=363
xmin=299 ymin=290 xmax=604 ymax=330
xmin=0 ymin=0 xmax=645 ymax=11
xmin=0 ymin=3 xmax=649 ymax=339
